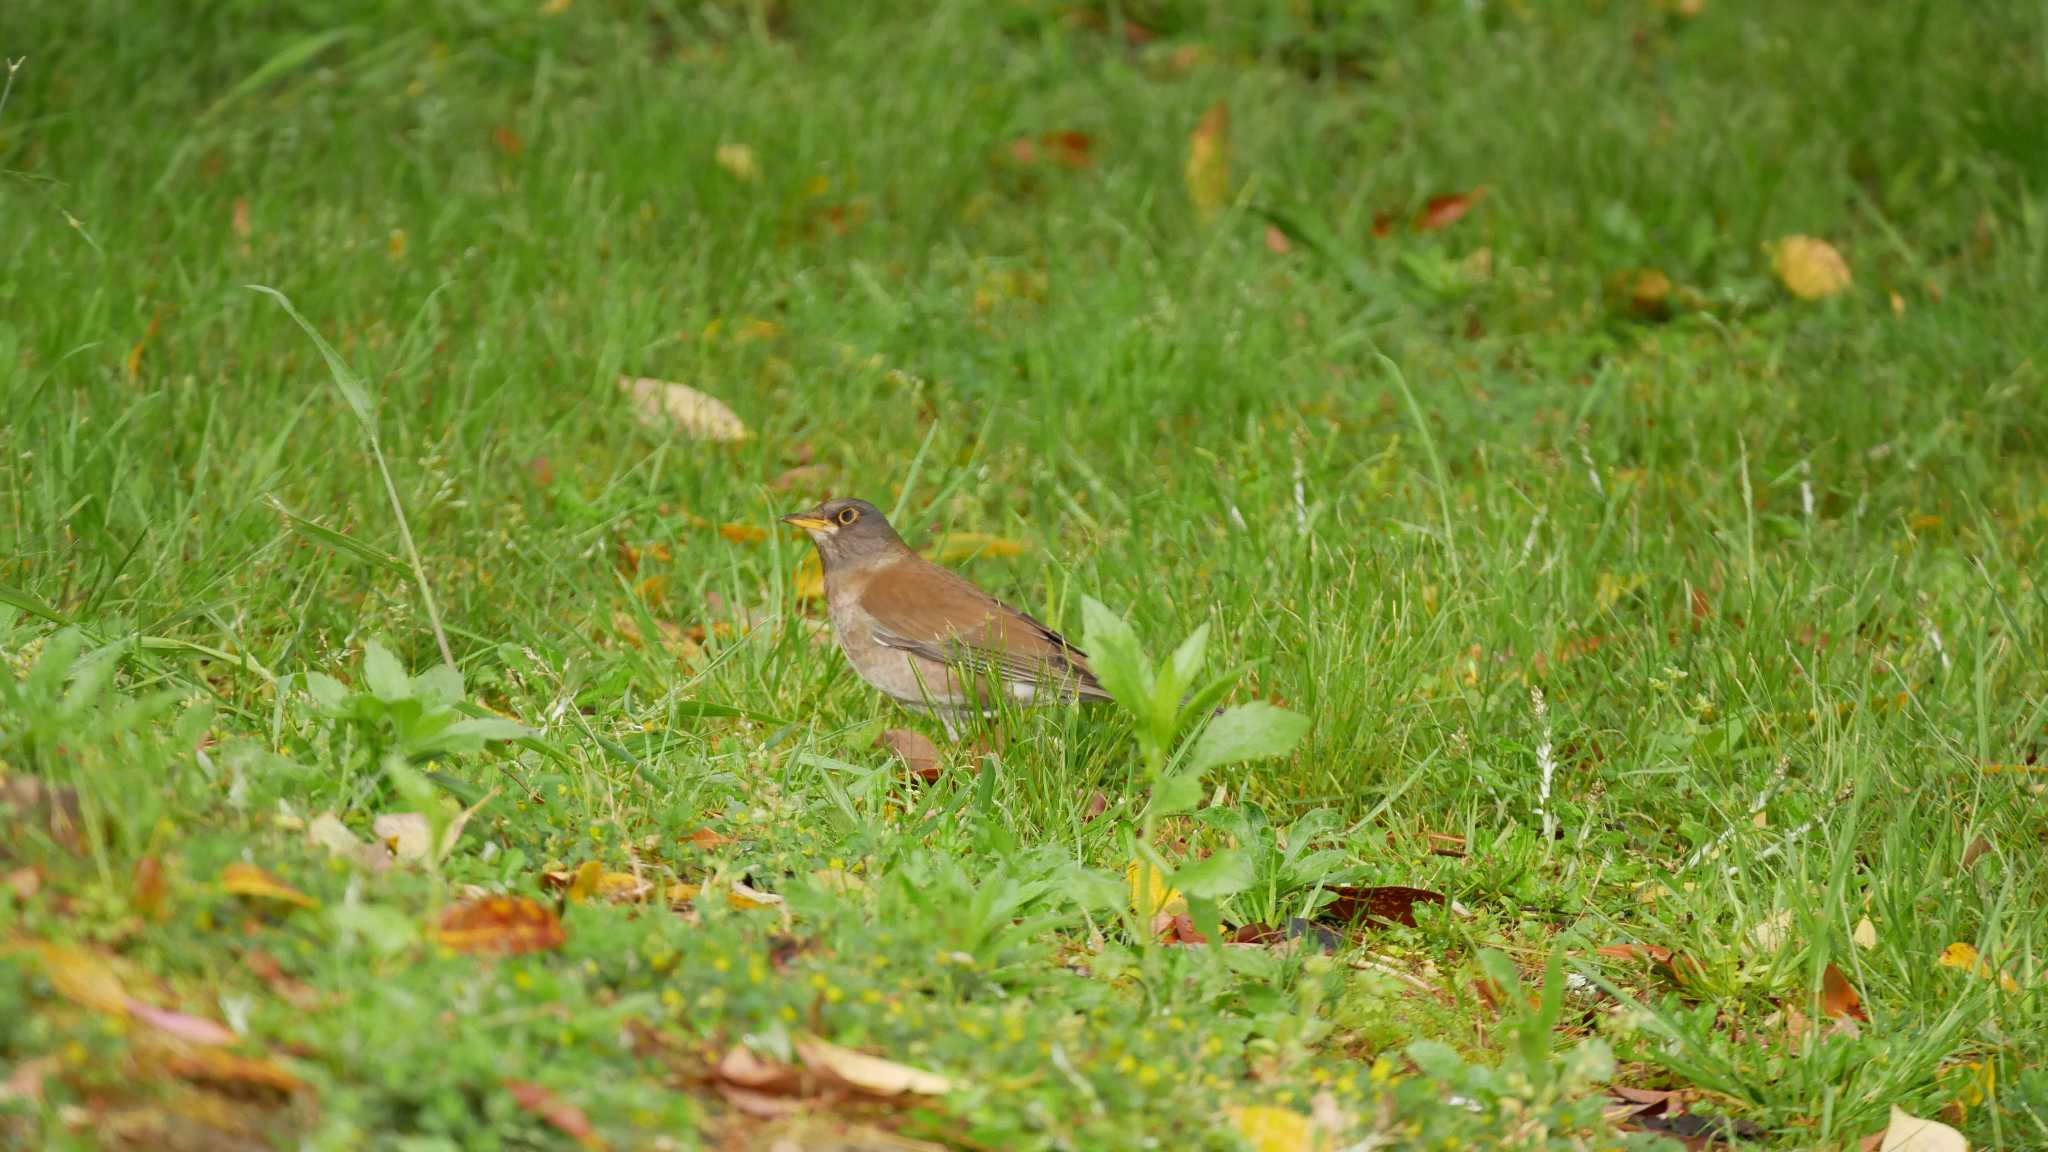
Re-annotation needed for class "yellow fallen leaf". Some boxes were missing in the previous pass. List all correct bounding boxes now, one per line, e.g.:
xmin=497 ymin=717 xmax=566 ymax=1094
xmin=794 ymin=1035 xmax=951 ymax=1096
xmin=793 ymin=554 xmax=825 ymax=601
xmin=617 ymin=376 xmax=748 ymax=442
xmin=666 ymin=881 xmax=701 ymax=908
xmin=1185 ymin=101 xmax=1231 ymax=223
xmin=715 ymin=143 xmax=759 ymax=183
xmin=1750 ymin=909 xmax=1793 ymax=953
xmin=32 ymin=943 xmax=130 ymax=1014
xmin=718 ymin=522 xmax=768 ymax=544
xmin=1127 ymin=859 xmax=1185 ymax=920
xmin=1939 ymin=942 xmax=2021 ymax=992
xmin=1879 ymin=1105 xmax=1969 ymax=1152
xmin=1771 ymin=235 xmax=1852 ymax=300
xmin=924 ymin=533 xmax=1028 ymax=564
xmin=220 ymin=862 xmax=319 ymax=910
xmin=565 ymin=860 xmax=604 ymax=904
xmin=1230 ymin=1105 xmax=1316 ymax=1152
xmin=726 ymin=880 xmax=784 ymax=910
xmin=1854 ymin=917 xmax=1878 ymax=950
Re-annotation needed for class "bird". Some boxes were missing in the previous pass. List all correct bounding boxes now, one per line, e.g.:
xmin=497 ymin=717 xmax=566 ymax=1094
xmin=780 ymin=497 xmax=1110 ymax=735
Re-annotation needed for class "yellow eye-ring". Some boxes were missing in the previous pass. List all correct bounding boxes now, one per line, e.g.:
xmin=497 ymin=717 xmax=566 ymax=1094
xmin=836 ymin=506 xmax=860 ymax=526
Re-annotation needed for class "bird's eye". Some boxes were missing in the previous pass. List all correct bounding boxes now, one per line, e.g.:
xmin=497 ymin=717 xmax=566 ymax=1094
xmin=836 ymin=507 xmax=860 ymax=526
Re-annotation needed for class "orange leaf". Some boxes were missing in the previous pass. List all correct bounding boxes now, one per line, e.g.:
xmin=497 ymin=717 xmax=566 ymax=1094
xmin=684 ymin=827 xmax=734 ymax=851
xmin=132 ymin=855 xmax=169 ymax=920
xmin=505 ymin=1080 xmax=605 ymax=1149
xmin=30 ymin=943 xmax=130 ymax=1014
xmin=492 ymin=125 xmax=524 ymax=157
xmin=1264 ymin=225 xmax=1292 ymax=254
xmin=1771 ymin=235 xmax=1851 ymax=300
xmin=718 ymin=522 xmax=768 ymax=544
xmin=1320 ymin=885 xmax=1446 ymax=929
xmin=1821 ymin=962 xmax=1868 ymax=1021
xmin=220 ymin=862 xmax=318 ymax=910
xmin=1040 ymin=130 xmax=1095 ymax=170
xmin=1415 ymin=188 xmax=1486 ymax=233
xmin=435 ymin=896 xmax=566 ymax=956
xmin=877 ymin=728 xmax=942 ymax=782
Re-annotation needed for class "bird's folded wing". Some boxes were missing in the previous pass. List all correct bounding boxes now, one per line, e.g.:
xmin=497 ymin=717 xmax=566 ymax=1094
xmin=859 ymin=559 xmax=1109 ymax=698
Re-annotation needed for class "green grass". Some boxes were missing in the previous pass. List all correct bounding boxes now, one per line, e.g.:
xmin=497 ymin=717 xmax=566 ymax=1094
xmin=4 ymin=0 xmax=2047 ymax=1147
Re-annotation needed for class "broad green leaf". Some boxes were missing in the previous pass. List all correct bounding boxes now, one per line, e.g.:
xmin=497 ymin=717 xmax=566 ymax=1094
xmin=414 ymin=662 xmax=464 ymax=706
xmin=1176 ymin=670 xmax=1238 ymax=731
xmin=1171 ymin=847 xmax=1254 ymax=900
xmin=1080 ymin=597 xmax=1154 ymax=718
xmin=1152 ymin=623 xmax=1209 ymax=738
xmin=1149 ymin=771 xmax=1204 ymax=816
xmin=1187 ymin=702 xmax=1310 ymax=775
xmin=362 ymin=641 xmax=409 ymax=700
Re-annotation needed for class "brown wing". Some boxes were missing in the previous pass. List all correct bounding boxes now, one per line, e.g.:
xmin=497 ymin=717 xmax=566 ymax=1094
xmin=858 ymin=556 xmax=1110 ymax=700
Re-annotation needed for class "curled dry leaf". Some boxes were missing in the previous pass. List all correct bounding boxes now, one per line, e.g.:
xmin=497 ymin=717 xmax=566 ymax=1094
xmin=717 ymin=1044 xmax=803 ymax=1093
xmin=794 ymin=1035 xmax=951 ymax=1097
xmin=1185 ymin=101 xmax=1231 ymax=223
xmin=308 ymin=813 xmax=391 ymax=872
xmin=220 ymin=862 xmax=319 ymax=910
xmin=1821 ymin=962 xmax=1869 ymax=1021
xmin=435 ymin=896 xmax=567 ymax=956
xmin=618 ymin=376 xmax=748 ymax=442
xmin=726 ymin=879 xmax=785 ymax=910
xmin=877 ymin=728 xmax=942 ymax=782
xmin=1415 ymin=188 xmax=1486 ymax=232
xmin=1772 ymin=235 xmax=1852 ymax=300
xmin=1878 ymin=1105 xmax=1969 ymax=1152
xmin=506 ymin=1080 xmax=606 ymax=1150
xmin=1320 ymin=885 xmax=1446 ymax=929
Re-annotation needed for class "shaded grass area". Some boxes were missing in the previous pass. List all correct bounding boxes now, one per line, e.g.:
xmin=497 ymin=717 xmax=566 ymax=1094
xmin=3 ymin=0 xmax=2047 ymax=1147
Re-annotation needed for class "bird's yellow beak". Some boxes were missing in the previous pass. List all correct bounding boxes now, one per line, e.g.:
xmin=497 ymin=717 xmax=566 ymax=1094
xmin=780 ymin=514 xmax=832 ymax=531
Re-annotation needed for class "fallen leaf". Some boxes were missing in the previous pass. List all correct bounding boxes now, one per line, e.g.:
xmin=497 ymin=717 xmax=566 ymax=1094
xmin=1185 ymin=101 xmax=1231 ymax=222
xmin=923 ymin=532 xmax=1028 ymax=563
xmin=1230 ymin=1105 xmax=1316 ymax=1152
xmin=726 ymin=880 xmax=784 ymax=910
xmin=877 ymin=728 xmax=942 ymax=781
xmin=32 ymin=942 xmax=130 ymax=1014
xmin=435 ymin=896 xmax=567 ymax=956
xmin=666 ymin=881 xmax=702 ymax=907
xmin=526 ymin=455 xmax=556 ymax=488
xmin=1613 ymin=267 xmax=1673 ymax=319
xmin=715 ymin=142 xmax=759 ymax=183
xmin=1960 ymin=835 xmax=1992 ymax=872
xmin=506 ymin=1080 xmax=605 ymax=1150
xmin=719 ymin=522 xmax=769 ymax=545
xmin=793 ymin=554 xmax=826 ymax=601
xmin=716 ymin=1044 xmax=803 ymax=1093
xmin=1153 ymin=911 xmax=1208 ymax=945
xmin=307 ymin=812 xmax=391 ymax=872
xmin=1771 ymin=235 xmax=1852 ymax=300
xmin=1878 ymin=1105 xmax=1969 ymax=1152
xmin=125 ymin=308 xmax=164 ymax=381
xmin=618 ymin=376 xmax=748 ymax=442
xmin=1263 ymin=225 xmax=1292 ymax=254
xmin=1751 ymin=909 xmax=1794 ymax=953
xmin=1042 ymin=129 xmax=1095 ymax=169
xmin=716 ymin=1082 xmax=805 ymax=1118
xmin=540 ymin=0 xmax=572 ymax=14
xmin=1128 ymin=859 xmax=1186 ymax=920
xmin=492 ymin=125 xmax=524 ymax=157
xmin=167 ymin=1050 xmax=303 ymax=1096
xmin=771 ymin=463 xmax=829 ymax=492
xmin=132 ymin=855 xmax=169 ymax=920
xmin=242 ymin=949 xmax=319 ymax=1009
xmin=126 ymin=998 xmax=237 ymax=1046
xmin=1821 ymin=962 xmax=1868 ymax=1021
xmin=1938 ymin=942 xmax=2021 ymax=992
xmin=794 ymin=1035 xmax=951 ymax=1096
xmin=230 ymin=198 xmax=252 ymax=240
xmin=1415 ymin=188 xmax=1486 ymax=232
xmin=1854 ymin=917 xmax=1879 ymax=950
xmin=1082 ymin=790 xmax=1109 ymax=821
xmin=1320 ymin=885 xmax=1446 ymax=929
xmin=0 ymin=1055 xmax=56 ymax=1105
xmin=220 ymin=862 xmax=319 ymax=910
xmin=5 ymin=867 xmax=40 ymax=902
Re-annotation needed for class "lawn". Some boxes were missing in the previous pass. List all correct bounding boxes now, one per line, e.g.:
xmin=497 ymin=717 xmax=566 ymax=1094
xmin=3 ymin=1 xmax=2046 ymax=1148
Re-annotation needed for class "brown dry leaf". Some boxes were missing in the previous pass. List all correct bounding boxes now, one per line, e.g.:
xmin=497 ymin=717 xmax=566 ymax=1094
xmin=435 ymin=896 xmax=567 ymax=956
xmin=715 ymin=142 xmax=760 ymax=183
xmin=717 ymin=1044 xmax=804 ymax=1093
xmin=307 ymin=813 xmax=391 ymax=873
xmin=1041 ymin=130 xmax=1095 ymax=170
xmin=771 ymin=463 xmax=829 ymax=493
xmin=685 ymin=827 xmax=735 ymax=851
xmin=618 ymin=376 xmax=749 ymax=442
xmin=133 ymin=855 xmax=169 ymax=920
xmin=794 ymin=1035 xmax=951 ymax=1097
xmin=32 ymin=942 xmax=131 ymax=1014
xmin=1615 ymin=267 xmax=1673 ymax=319
xmin=1772 ymin=235 xmax=1852 ymax=300
xmin=1415 ymin=188 xmax=1486 ymax=232
xmin=1320 ymin=885 xmax=1446 ymax=929
xmin=242 ymin=950 xmax=319 ymax=1010
xmin=1185 ymin=101 xmax=1231 ymax=222
xmin=719 ymin=522 xmax=769 ymax=545
xmin=718 ymin=1082 xmax=805 ymax=1118
xmin=1082 ymin=790 xmax=1110 ymax=821
xmin=230 ymin=198 xmax=252 ymax=240
xmin=492 ymin=125 xmax=524 ymax=157
xmin=125 ymin=309 xmax=164 ymax=382
xmin=506 ymin=1080 xmax=605 ymax=1150
xmin=1960 ymin=835 xmax=1992 ymax=872
xmin=220 ymin=862 xmax=318 ymax=910
xmin=1878 ymin=1106 xmax=1969 ymax=1152
xmin=1264 ymin=225 xmax=1292 ymax=254
xmin=0 ymin=1055 xmax=56 ymax=1105
xmin=5 ymin=867 xmax=40 ymax=902
xmin=1153 ymin=911 xmax=1208 ymax=945
xmin=526 ymin=455 xmax=556 ymax=489
xmin=877 ymin=729 xmax=942 ymax=782
xmin=1822 ymin=962 xmax=1869 ymax=1021
xmin=168 ymin=1050 xmax=304 ymax=1096
xmin=924 ymin=533 xmax=1028 ymax=564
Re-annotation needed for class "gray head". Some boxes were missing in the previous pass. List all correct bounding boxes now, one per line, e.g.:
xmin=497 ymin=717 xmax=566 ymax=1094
xmin=779 ymin=497 xmax=909 ymax=568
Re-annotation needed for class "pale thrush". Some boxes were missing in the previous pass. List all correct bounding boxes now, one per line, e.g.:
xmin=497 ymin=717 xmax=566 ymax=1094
xmin=781 ymin=498 xmax=1109 ymax=733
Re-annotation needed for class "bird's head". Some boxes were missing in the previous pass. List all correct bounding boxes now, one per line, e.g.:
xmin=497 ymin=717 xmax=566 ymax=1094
xmin=779 ymin=498 xmax=906 ymax=565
